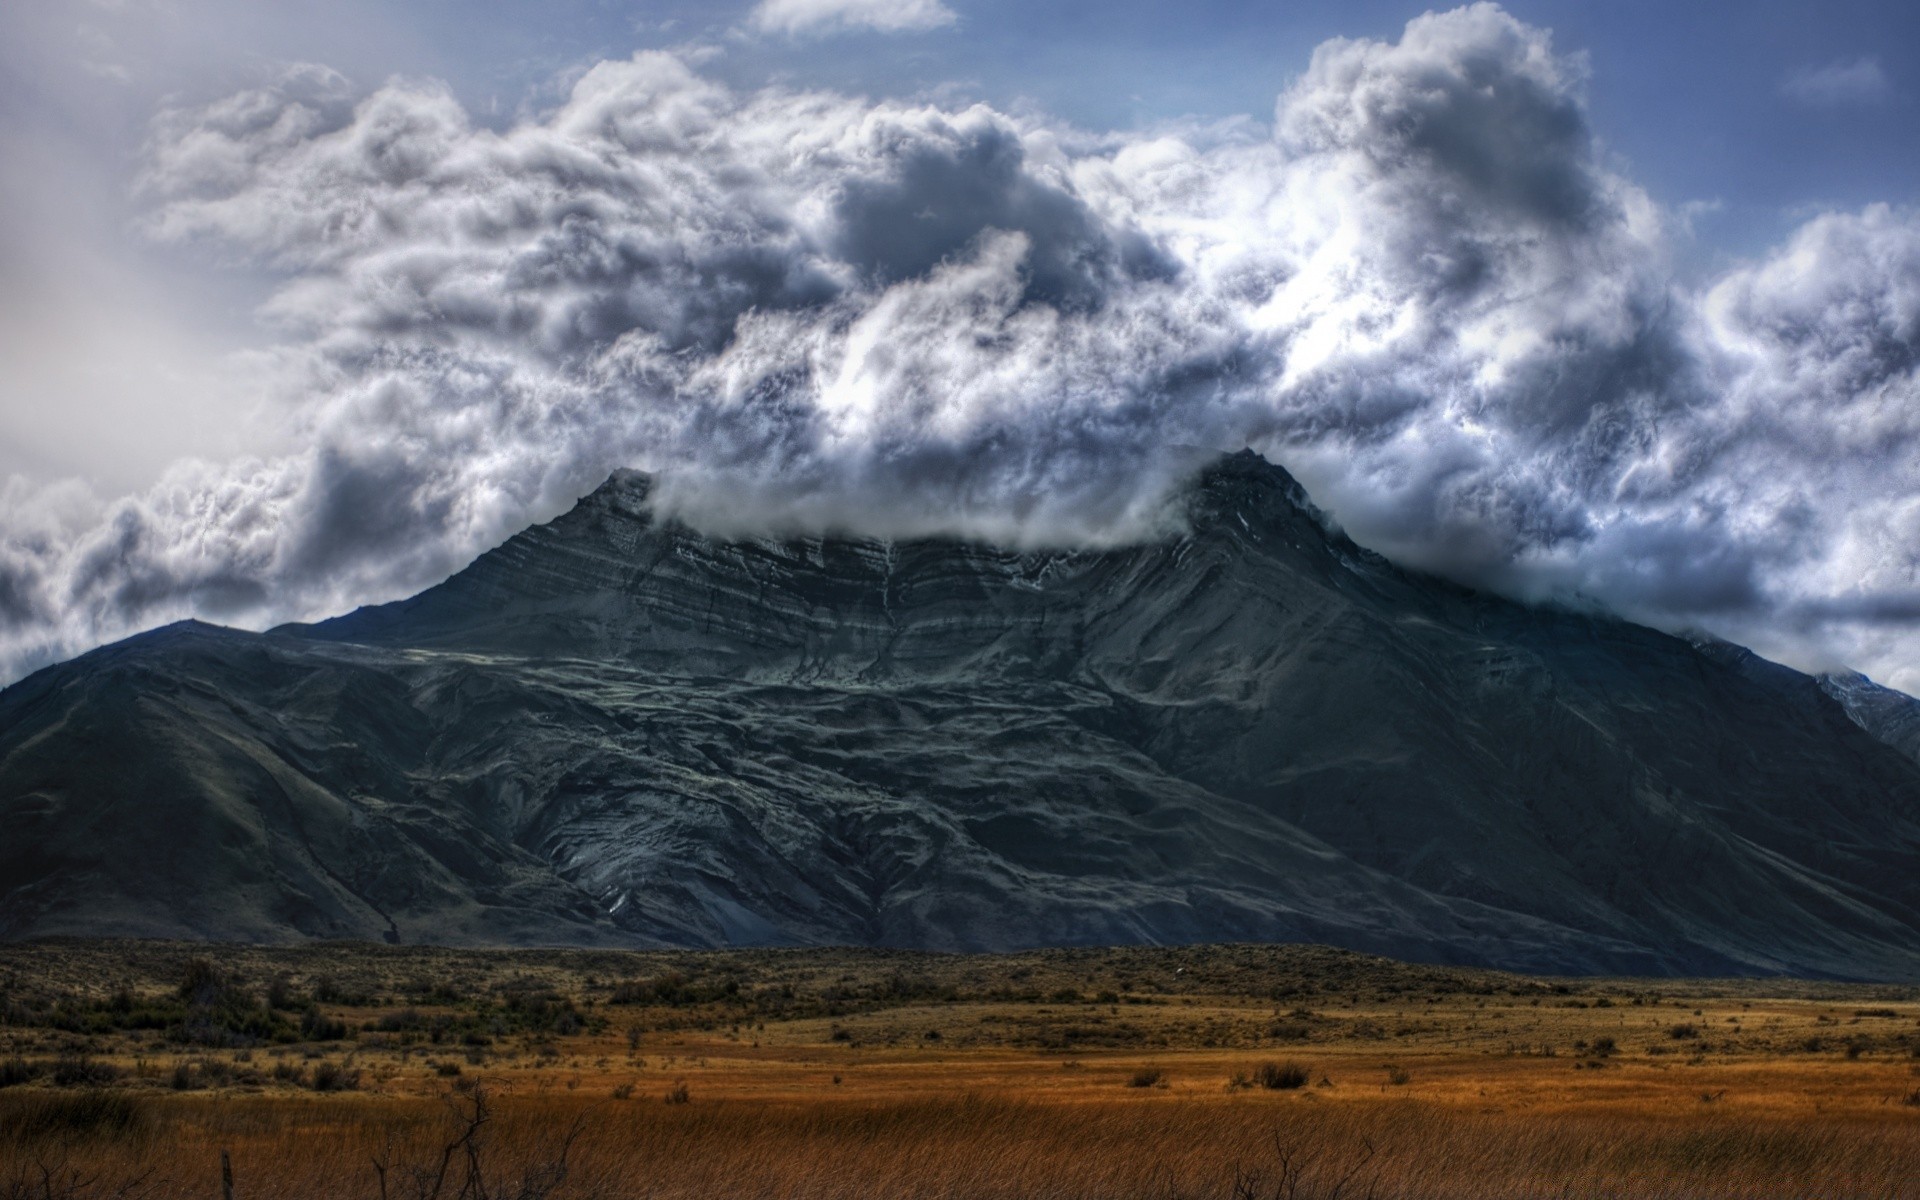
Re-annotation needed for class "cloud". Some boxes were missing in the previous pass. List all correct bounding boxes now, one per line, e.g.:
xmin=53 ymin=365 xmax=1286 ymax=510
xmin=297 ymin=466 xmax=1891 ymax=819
xmin=748 ymin=0 xmax=957 ymax=38
xmin=1782 ymin=56 xmax=1892 ymax=107
xmin=5 ymin=4 xmax=1920 ymax=695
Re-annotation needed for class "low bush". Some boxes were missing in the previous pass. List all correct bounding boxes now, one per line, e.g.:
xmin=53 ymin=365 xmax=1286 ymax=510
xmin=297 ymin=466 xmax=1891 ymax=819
xmin=1254 ymin=1061 xmax=1310 ymax=1090
xmin=309 ymin=1060 xmax=360 ymax=1092
xmin=0 ymin=1057 xmax=42 ymax=1088
xmin=51 ymin=1054 xmax=121 ymax=1087
xmin=300 ymin=1004 xmax=349 ymax=1042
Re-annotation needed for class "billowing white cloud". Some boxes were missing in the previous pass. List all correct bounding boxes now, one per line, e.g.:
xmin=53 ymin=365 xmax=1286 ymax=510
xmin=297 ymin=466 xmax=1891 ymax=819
xmin=749 ymin=0 xmax=957 ymax=37
xmin=3 ymin=3 xmax=1920 ymax=694
xmin=1782 ymin=56 xmax=1892 ymax=107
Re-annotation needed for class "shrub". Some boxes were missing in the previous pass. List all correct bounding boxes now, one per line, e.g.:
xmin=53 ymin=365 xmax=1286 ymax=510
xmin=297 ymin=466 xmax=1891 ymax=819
xmin=1384 ymin=1064 xmax=1411 ymax=1086
xmin=375 ymin=1008 xmax=424 ymax=1033
xmin=51 ymin=1054 xmax=120 ymax=1087
xmin=435 ymin=1060 xmax=463 ymax=1077
xmin=300 ymin=1004 xmax=349 ymax=1042
xmin=0 ymin=1057 xmax=43 ymax=1088
xmin=1127 ymin=1068 xmax=1164 ymax=1088
xmin=663 ymin=1080 xmax=690 ymax=1105
xmin=309 ymin=1060 xmax=360 ymax=1092
xmin=176 ymin=958 xmax=224 ymax=1006
xmin=1669 ymin=1023 xmax=1700 ymax=1040
xmin=174 ymin=958 xmax=291 ymax=1047
xmin=1254 ymin=1061 xmax=1310 ymax=1090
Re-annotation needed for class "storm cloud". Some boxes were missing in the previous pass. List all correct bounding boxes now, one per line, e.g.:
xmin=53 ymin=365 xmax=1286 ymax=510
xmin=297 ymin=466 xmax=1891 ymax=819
xmin=4 ymin=3 xmax=1920 ymax=692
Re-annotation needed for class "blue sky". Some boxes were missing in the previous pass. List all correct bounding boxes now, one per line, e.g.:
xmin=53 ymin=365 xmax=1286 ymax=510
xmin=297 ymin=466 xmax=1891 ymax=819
xmin=2 ymin=1 xmax=1919 ymax=692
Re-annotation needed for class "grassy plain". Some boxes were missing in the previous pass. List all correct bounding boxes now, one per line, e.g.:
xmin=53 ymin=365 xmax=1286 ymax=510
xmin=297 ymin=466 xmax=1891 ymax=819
xmin=2 ymin=940 xmax=1917 ymax=1198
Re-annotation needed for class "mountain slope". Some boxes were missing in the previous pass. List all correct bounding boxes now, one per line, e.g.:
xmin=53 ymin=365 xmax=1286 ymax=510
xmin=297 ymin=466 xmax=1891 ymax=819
xmin=4 ymin=453 xmax=1919 ymax=977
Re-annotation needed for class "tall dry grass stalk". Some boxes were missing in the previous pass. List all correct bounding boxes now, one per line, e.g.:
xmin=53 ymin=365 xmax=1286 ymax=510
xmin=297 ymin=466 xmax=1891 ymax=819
xmin=4 ymin=1086 xmax=1917 ymax=1199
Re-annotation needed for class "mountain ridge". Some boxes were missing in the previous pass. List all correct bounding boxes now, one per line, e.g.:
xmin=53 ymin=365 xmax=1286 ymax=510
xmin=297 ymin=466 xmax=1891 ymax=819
xmin=5 ymin=452 xmax=1920 ymax=979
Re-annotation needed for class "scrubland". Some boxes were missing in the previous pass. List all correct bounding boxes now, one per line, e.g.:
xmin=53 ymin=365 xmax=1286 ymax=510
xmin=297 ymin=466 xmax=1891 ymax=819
xmin=2 ymin=941 xmax=1917 ymax=1198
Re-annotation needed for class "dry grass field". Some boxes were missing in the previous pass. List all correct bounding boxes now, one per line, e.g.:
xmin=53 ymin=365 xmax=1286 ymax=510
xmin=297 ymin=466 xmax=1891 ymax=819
xmin=2 ymin=941 xmax=1917 ymax=1198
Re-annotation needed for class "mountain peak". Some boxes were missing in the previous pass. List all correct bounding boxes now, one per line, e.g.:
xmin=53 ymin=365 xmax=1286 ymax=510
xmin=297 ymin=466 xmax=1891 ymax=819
xmin=8 ymin=451 xmax=1920 ymax=977
xmin=1184 ymin=448 xmax=1328 ymax=535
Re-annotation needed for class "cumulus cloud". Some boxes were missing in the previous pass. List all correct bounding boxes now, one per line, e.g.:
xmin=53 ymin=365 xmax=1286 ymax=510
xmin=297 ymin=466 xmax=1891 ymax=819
xmin=749 ymin=0 xmax=957 ymax=37
xmin=4 ymin=3 xmax=1920 ymax=693
xmin=1782 ymin=56 xmax=1892 ymax=107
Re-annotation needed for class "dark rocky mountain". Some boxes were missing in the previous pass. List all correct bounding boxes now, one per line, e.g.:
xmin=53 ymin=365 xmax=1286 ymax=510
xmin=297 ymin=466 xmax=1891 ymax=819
xmin=1820 ymin=671 xmax=1920 ymax=768
xmin=4 ymin=452 xmax=1920 ymax=978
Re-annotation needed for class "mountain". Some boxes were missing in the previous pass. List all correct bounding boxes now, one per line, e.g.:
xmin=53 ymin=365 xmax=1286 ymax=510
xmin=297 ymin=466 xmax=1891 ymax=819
xmin=1820 ymin=671 xmax=1920 ymax=768
xmin=4 ymin=452 xmax=1920 ymax=978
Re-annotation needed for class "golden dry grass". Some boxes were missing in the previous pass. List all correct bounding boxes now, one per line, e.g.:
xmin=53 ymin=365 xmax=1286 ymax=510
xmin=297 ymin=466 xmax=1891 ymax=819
xmin=2 ymin=941 xmax=1917 ymax=1198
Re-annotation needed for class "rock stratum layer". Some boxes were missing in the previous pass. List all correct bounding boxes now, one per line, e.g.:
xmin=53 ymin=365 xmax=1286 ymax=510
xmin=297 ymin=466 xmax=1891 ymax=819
xmin=5 ymin=453 xmax=1920 ymax=978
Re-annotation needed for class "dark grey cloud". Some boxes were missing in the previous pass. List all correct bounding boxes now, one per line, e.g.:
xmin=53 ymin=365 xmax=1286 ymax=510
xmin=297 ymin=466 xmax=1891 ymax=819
xmin=4 ymin=4 xmax=1920 ymax=692
xmin=832 ymin=117 xmax=1172 ymax=311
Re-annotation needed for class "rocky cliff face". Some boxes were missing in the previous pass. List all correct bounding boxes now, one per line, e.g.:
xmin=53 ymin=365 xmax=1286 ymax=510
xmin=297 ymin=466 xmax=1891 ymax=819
xmin=1821 ymin=671 xmax=1920 ymax=767
xmin=5 ymin=452 xmax=1920 ymax=977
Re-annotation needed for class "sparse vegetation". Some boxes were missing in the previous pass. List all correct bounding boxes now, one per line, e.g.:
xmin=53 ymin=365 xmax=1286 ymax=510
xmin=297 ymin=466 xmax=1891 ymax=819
xmin=0 ymin=940 xmax=1913 ymax=1197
